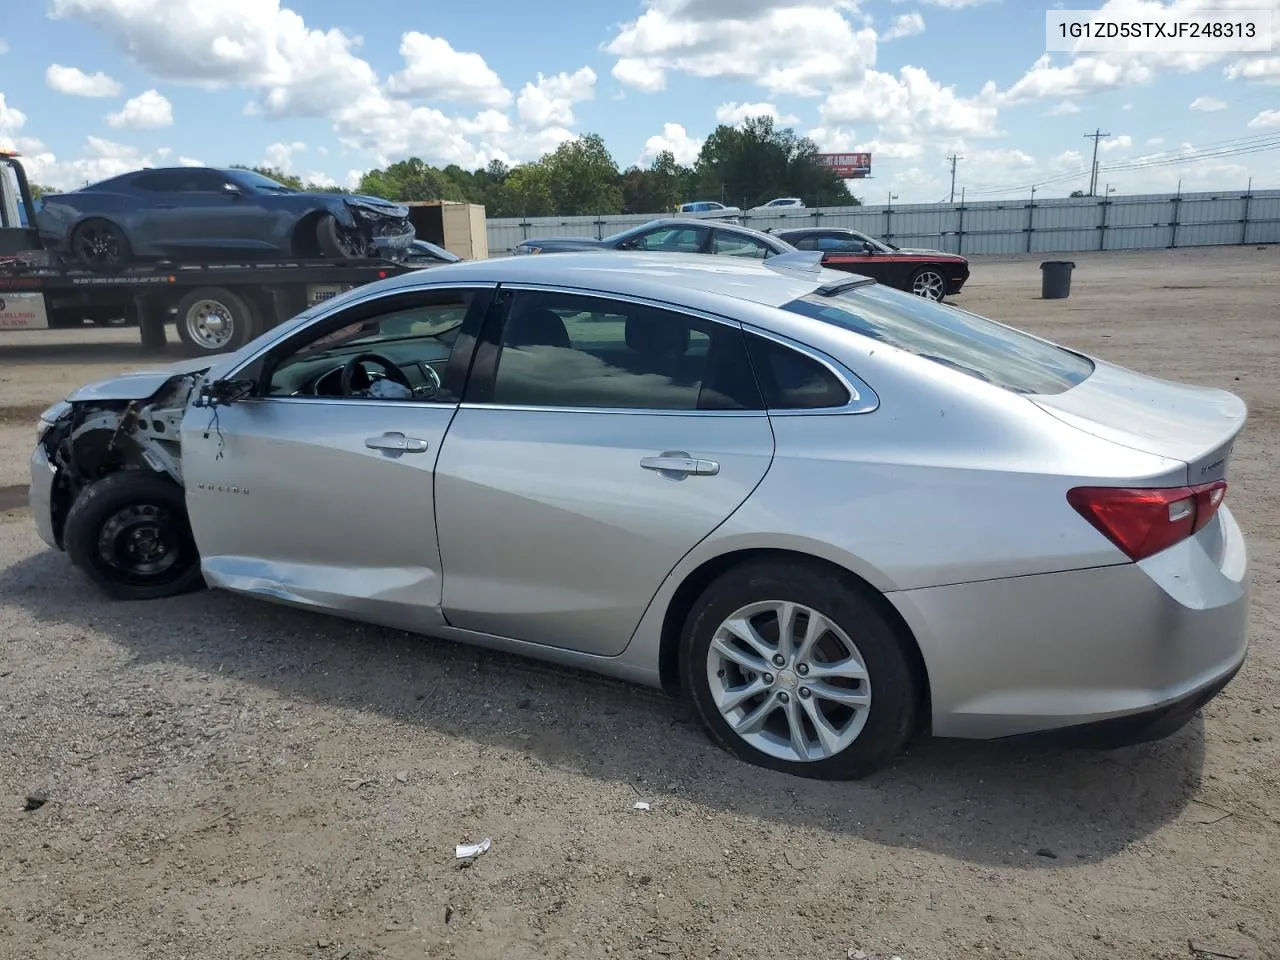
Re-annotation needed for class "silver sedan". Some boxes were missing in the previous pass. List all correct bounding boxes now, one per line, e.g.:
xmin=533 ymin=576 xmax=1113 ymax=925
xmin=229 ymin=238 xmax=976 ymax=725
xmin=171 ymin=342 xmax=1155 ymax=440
xmin=28 ymin=251 xmax=1251 ymax=779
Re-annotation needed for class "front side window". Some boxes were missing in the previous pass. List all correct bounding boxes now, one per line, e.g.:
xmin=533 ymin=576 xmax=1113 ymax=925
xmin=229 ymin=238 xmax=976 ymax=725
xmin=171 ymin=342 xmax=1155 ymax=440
xmin=621 ymin=225 xmax=707 ymax=253
xmin=710 ymin=230 xmax=772 ymax=259
xmin=265 ymin=290 xmax=479 ymax=401
xmin=783 ymin=283 xmax=1094 ymax=396
xmin=815 ymin=235 xmax=866 ymax=253
xmin=484 ymin=291 xmax=762 ymax=411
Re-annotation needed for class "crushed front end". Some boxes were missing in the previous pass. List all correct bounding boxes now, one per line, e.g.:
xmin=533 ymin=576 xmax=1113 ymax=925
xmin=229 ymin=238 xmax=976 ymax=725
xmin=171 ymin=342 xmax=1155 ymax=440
xmin=345 ymin=198 xmax=416 ymax=259
xmin=31 ymin=372 xmax=202 ymax=550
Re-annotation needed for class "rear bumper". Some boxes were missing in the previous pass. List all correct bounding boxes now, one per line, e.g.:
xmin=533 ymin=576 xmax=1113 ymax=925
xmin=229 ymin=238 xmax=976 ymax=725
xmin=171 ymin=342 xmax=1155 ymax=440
xmin=29 ymin=442 xmax=61 ymax=549
xmin=889 ymin=505 xmax=1250 ymax=740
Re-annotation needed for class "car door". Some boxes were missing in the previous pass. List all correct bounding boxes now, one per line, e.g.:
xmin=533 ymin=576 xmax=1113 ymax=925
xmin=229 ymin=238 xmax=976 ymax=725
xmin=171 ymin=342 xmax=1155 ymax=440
xmin=180 ymin=283 xmax=494 ymax=633
xmin=433 ymin=286 xmax=776 ymax=656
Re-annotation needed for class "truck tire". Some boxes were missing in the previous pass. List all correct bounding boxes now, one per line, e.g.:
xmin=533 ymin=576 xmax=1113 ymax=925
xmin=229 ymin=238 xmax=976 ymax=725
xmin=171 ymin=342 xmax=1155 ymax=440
xmin=173 ymin=287 xmax=259 ymax=356
xmin=63 ymin=470 xmax=205 ymax=601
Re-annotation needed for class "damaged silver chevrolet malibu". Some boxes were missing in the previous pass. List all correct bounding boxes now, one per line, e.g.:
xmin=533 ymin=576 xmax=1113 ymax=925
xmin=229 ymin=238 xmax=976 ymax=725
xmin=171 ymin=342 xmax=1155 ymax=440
xmin=29 ymin=250 xmax=1251 ymax=780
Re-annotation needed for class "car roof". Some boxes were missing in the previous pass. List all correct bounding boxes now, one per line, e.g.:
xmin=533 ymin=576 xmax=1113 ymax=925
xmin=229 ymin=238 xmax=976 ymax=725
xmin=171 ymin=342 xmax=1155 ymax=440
xmin=619 ymin=216 xmax=782 ymax=240
xmin=775 ymin=226 xmax=862 ymax=235
xmin=373 ymin=250 xmax=866 ymax=310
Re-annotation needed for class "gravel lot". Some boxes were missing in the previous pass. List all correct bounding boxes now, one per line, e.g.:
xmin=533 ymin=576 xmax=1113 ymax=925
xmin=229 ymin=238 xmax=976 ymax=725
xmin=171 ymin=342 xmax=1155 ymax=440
xmin=2 ymin=246 xmax=1278 ymax=960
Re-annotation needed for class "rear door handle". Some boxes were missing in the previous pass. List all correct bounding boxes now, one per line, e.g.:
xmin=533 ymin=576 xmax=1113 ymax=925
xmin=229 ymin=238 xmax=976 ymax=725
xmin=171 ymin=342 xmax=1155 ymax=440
xmin=640 ymin=454 xmax=719 ymax=476
xmin=365 ymin=432 xmax=429 ymax=453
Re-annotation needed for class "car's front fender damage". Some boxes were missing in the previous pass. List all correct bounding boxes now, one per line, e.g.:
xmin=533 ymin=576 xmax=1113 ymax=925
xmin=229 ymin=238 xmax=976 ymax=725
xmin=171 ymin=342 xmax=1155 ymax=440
xmin=36 ymin=372 xmax=199 ymax=549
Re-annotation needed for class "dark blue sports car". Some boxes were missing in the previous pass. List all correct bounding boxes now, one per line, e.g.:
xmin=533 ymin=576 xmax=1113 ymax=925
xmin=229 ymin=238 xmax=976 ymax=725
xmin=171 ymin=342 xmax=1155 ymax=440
xmin=36 ymin=166 xmax=415 ymax=271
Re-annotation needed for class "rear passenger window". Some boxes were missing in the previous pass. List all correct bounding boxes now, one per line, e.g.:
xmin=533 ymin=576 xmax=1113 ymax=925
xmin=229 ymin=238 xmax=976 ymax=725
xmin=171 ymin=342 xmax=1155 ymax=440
xmin=746 ymin=333 xmax=850 ymax=409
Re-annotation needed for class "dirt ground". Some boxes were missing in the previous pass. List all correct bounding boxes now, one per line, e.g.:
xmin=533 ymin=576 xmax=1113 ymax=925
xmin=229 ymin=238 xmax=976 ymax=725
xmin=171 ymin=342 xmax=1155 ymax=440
xmin=1 ymin=246 xmax=1277 ymax=960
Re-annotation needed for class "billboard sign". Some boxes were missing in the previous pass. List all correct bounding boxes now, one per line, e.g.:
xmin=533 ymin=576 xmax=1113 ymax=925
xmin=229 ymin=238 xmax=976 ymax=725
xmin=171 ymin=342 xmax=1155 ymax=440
xmin=816 ymin=152 xmax=872 ymax=178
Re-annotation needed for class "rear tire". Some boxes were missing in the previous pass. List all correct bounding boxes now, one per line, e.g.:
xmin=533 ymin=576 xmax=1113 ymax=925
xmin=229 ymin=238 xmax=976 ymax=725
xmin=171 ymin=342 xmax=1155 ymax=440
xmin=70 ymin=218 xmax=132 ymax=273
xmin=316 ymin=214 xmax=368 ymax=259
xmin=173 ymin=286 xmax=258 ymax=356
xmin=679 ymin=559 xmax=919 ymax=780
xmin=64 ymin=471 xmax=204 ymax=601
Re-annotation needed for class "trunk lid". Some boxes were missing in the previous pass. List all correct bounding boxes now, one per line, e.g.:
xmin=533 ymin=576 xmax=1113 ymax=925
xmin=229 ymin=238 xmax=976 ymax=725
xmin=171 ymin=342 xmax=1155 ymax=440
xmin=1030 ymin=359 xmax=1246 ymax=485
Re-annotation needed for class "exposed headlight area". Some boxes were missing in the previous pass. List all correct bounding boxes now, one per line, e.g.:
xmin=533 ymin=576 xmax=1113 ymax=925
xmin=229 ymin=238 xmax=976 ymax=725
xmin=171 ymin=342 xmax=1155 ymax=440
xmin=36 ymin=400 xmax=71 ymax=440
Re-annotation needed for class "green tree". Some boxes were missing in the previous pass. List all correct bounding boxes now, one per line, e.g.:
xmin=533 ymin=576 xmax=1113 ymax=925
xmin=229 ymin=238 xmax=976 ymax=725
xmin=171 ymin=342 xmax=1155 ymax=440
xmin=621 ymin=150 xmax=695 ymax=214
xmin=504 ymin=162 xmax=554 ymax=216
xmin=693 ymin=116 xmax=860 ymax=208
xmin=29 ymin=182 xmax=55 ymax=200
xmin=357 ymin=157 xmax=464 ymax=202
xmin=540 ymin=133 xmax=623 ymax=216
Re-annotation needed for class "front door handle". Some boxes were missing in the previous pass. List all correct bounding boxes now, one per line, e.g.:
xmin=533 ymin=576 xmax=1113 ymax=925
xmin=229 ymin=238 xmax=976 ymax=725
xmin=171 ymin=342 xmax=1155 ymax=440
xmin=365 ymin=432 xmax=429 ymax=454
xmin=640 ymin=454 xmax=720 ymax=476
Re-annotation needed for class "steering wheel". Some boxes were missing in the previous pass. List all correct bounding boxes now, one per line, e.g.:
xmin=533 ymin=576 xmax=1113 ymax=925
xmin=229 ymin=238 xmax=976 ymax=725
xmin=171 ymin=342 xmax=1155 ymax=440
xmin=339 ymin=352 xmax=414 ymax=396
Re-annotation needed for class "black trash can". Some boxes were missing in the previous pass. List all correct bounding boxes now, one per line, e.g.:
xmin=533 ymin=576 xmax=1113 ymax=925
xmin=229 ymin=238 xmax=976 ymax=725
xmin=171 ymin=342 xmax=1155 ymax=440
xmin=1040 ymin=260 xmax=1075 ymax=299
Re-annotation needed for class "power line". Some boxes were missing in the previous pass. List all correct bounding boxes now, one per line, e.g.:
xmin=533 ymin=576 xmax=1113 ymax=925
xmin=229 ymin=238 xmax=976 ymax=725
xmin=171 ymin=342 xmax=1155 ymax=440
xmin=1084 ymin=128 xmax=1110 ymax=196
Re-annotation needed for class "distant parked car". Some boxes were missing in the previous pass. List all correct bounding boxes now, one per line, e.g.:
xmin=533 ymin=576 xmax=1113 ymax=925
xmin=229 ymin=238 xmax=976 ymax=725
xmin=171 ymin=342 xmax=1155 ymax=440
xmin=675 ymin=200 xmax=742 ymax=223
xmin=514 ymin=217 xmax=795 ymax=259
xmin=750 ymin=197 xmax=806 ymax=212
xmin=403 ymin=239 xmax=461 ymax=265
xmin=772 ymin=226 xmax=969 ymax=301
xmin=36 ymin=167 xmax=416 ymax=272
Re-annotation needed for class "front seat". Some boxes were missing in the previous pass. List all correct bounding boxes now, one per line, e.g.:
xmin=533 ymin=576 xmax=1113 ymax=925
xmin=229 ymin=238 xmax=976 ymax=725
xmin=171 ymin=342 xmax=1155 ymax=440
xmin=504 ymin=306 xmax=571 ymax=349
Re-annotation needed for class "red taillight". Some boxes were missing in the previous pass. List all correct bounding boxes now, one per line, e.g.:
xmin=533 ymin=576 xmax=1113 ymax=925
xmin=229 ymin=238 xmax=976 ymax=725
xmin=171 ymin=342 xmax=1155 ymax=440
xmin=1067 ymin=480 xmax=1227 ymax=561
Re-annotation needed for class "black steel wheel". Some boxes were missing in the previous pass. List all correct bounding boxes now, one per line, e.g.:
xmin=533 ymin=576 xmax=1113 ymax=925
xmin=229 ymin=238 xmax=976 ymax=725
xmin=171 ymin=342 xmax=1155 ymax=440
xmin=63 ymin=471 xmax=205 ymax=601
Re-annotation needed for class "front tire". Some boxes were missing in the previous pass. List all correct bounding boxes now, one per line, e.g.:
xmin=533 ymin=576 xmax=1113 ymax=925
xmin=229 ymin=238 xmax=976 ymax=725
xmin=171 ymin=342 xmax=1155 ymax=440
xmin=63 ymin=471 xmax=204 ymax=601
xmin=679 ymin=559 xmax=919 ymax=780
xmin=316 ymin=214 xmax=368 ymax=259
xmin=910 ymin=267 xmax=946 ymax=302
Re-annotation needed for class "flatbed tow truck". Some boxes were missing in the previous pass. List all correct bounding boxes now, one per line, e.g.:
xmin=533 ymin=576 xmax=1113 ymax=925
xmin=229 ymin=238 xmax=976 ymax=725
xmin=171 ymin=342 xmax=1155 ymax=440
xmin=0 ymin=151 xmax=425 ymax=356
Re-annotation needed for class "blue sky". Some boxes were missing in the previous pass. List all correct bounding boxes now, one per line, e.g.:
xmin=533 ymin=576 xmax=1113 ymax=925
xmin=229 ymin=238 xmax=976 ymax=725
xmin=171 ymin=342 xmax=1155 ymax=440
xmin=0 ymin=0 xmax=1277 ymax=203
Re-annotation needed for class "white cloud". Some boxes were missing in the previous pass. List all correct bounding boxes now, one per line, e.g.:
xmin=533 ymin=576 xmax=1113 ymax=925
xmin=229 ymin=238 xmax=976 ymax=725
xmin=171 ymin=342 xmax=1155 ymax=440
xmin=1099 ymin=134 xmax=1132 ymax=153
xmin=45 ymin=63 xmax=122 ymax=97
xmin=909 ymin=0 xmax=995 ymax=6
xmin=1225 ymin=57 xmax=1280 ymax=84
xmin=881 ymin=12 xmax=925 ymax=41
xmin=639 ymin=122 xmax=703 ymax=166
xmin=516 ymin=67 xmax=596 ymax=129
xmin=49 ymin=0 xmax=380 ymax=119
xmin=264 ymin=140 xmax=306 ymax=171
xmin=715 ymin=101 xmax=799 ymax=125
xmin=612 ymin=58 xmax=666 ymax=93
xmin=1147 ymin=137 xmax=1164 ymax=146
xmin=0 ymin=38 xmax=9 ymax=54
xmin=1048 ymin=100 xmax=1081 ymax=115
xmin=606 ymin=0 xmax=878 ymax=98
xmin=178 ymin=155 xmax=202 ymax=166
xmin=106 ymin=89 xmax=173 ymax=128
xmin=302 ymin=169 xmax=338 ymax=187
xmin=387 ymin=32 xmax=511 ymax=108
xmin=821 ymin=66 xmax=999 ymax=140
xmin=1189 ymin=96 xmax=1227 ymax=111
xmin=22 ymin=136 xmax=154 ymax=190
xmin=1248 ymin=109 xmax=1280 ymax=129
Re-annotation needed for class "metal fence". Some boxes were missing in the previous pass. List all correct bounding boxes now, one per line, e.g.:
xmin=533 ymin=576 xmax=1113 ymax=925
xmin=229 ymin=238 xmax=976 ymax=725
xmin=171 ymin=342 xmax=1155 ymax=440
xmin=485 ymin=189 xmax=1280 ymax=257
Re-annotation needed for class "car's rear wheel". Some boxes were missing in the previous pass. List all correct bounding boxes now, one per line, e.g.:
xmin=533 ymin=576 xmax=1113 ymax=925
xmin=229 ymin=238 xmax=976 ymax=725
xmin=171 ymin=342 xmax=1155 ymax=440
xmin=70 ymin=218 xmax=132 ymax=273
xmin=910 ymin=268 xmax=946 ymax=302
xmin=679 ymin=559 xmax=919 ymax=780
xmin=316 ymin=214 xmax=368 ymax=259
xmin=63 ymin=471 xmax=204 ymax=601
xmin=173 ymin=287 xmax=257 ymax=356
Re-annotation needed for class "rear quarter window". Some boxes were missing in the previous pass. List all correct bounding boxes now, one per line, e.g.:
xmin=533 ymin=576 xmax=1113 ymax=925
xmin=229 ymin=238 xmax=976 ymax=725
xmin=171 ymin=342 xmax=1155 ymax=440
xmin=782 ymin=282 xmax=1094 ymax=396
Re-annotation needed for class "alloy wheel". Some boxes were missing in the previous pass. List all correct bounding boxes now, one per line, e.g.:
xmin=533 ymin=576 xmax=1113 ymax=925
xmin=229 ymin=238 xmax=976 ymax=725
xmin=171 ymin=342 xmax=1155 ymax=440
xmin=705 ymin=599 xmax=871 ymax=763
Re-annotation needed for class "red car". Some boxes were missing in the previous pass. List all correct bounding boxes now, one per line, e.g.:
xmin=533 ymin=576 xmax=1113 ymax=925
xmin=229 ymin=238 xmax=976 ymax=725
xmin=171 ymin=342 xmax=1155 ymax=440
xmin=772 ymin=226 xmax=969 ymax=302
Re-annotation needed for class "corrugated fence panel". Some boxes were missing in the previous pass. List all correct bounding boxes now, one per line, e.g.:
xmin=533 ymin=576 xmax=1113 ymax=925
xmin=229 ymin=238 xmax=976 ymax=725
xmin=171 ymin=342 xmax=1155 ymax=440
xmin=485 ymin=189 xmax=1280 ymax=257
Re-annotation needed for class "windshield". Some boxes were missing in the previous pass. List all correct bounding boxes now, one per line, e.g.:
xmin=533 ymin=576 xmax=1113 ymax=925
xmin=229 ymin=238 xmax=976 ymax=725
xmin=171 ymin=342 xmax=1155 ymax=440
xmin=783 ymin=283 xmax=1094 ymax=396
xmin=227 ymin=169 xmax=296 ymax=194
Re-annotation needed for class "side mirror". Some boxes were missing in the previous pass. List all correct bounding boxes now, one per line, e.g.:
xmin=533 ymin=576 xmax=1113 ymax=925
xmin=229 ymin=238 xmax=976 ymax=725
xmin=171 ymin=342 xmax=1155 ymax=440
xmin=862 ymin=241 xmax=876 ymax=253
xmin=223 ymin=182 xmax=243 ymax=197
xmin=197 ymin=378 xmax=255 ymax=406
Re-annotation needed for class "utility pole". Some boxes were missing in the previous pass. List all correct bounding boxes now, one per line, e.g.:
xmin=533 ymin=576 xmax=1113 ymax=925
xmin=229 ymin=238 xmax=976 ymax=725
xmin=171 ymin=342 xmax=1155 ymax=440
xmin=1084 ymin=128 xmax=1109 ymax=196
xmin=946 ymin=153 xmax=962 ymax=203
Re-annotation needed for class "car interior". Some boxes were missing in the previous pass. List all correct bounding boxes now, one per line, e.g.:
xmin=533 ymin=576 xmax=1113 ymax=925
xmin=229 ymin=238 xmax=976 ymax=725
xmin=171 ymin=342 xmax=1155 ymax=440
xmin=265 ymin=301 xmax=468 ymax=400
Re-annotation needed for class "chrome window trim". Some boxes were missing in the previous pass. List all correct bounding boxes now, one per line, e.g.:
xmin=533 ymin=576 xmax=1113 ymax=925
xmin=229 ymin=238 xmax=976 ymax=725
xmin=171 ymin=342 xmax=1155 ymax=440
xmin=739 ymin=322 xmax=880 ymax=416
xmin=465 ymin=282 xmax=878 ymax=418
